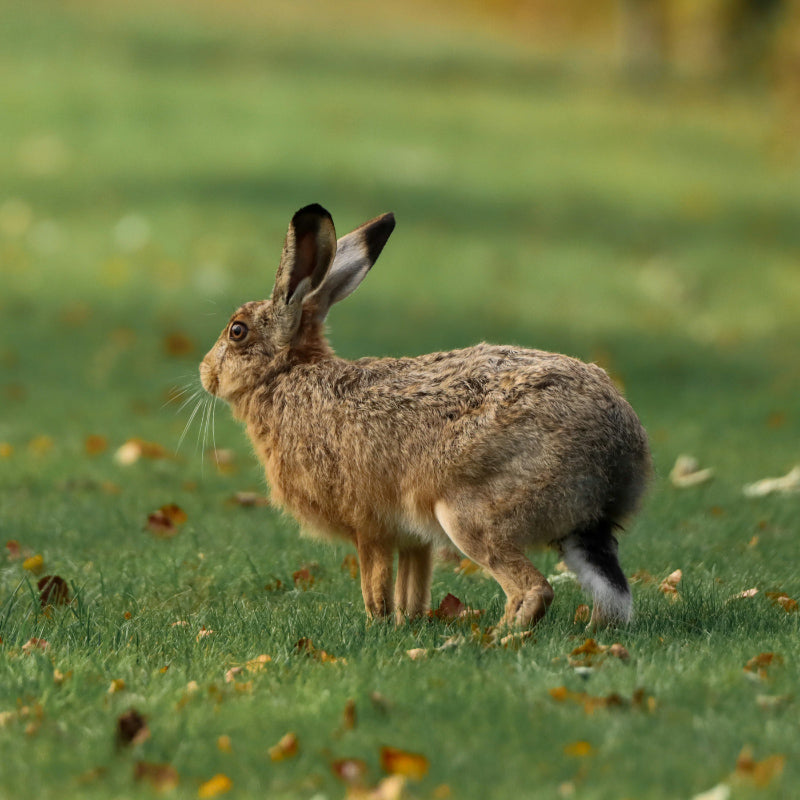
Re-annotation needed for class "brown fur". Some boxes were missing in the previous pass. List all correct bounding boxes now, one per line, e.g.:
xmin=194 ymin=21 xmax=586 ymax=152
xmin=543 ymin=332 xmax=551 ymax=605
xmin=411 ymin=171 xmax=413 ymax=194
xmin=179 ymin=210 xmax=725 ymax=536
xmin=200 ymin=204 xmax=651 ymax=628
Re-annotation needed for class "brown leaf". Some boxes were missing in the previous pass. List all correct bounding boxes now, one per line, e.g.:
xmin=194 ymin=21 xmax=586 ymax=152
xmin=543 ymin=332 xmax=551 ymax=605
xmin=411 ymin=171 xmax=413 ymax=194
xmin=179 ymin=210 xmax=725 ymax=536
xmin=765 ymin=591 xmax=798 ymax=613
xmin=563 ymin=740 xmax=593 ymax=757
xmin=342 ymin=698 xmax=357 ymax=730
xmin=117 ymin=709 xmax=150 ymax=747
xmin=134 ymin=761 xmax=179 ymax=791
xmin=163 ymin=332 xmax=194 ymax=357
xmin=293 ymin=638 xmax=342 ymax=663
xmin=38 ymin=575 xmax=70 ymax=607
xmin=744 ymin=652 xmax=783 ymax=680
xmin=85 ymin=435 xmax=108 ymax=456
xmin=609 ymin=643 xmax=630 ymax=662
xmin=658 ymin=569 xmax=682 ymax=600
xmin=264 ymin=578 xmax=284 ymax=592
xmin=146 ymin=504 xmax=187 ymax=538
xmin=292 ymin=567 xmax=315 ymax=591
xmin=406 ymin=648 xmax=428 ymax=661
xmin=734 ymin=747 xmax=785 ymax=787
xmin=332 ymin=758 xmax=368 ymax=784
xmin=549 ymin=685 xmax=636 ymax=715
xmin=573 ymin=604 xmax=591 ymax=624
xmin=629 ymin=569 xmax=656 ymax=585
xmin=380 ymin=746 xmax=429 ymax=780
xmin=21 ymin=637 xmax=49 ymax=655
xmin=114 ymin=438 xmax=169 ymax=465
xmin=341 ymin=554 xmax=359 ymax=579
xmin=569 ymin=638 xmax=608 ymax=667
xmin=432 ymin=593 xmax=466 ymax=619
xmin=268 ymin=732 xmax=298 ymax=762
xmin=5 ymin=540 xmax=23 ymax=561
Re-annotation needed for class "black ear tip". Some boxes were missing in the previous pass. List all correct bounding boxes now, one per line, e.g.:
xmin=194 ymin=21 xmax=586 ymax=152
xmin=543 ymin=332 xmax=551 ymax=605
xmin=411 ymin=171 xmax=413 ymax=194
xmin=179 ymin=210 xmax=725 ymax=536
xmin=366 ymin=212 xmax=396 ymax=262
xmin=293 ymin=203 xmax=333 ymax=224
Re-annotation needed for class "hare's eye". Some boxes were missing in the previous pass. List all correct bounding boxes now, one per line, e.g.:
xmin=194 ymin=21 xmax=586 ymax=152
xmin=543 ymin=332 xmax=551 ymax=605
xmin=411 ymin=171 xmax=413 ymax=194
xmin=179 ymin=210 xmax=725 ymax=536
xmin=229 ymin=321 xmax=248 ymax=342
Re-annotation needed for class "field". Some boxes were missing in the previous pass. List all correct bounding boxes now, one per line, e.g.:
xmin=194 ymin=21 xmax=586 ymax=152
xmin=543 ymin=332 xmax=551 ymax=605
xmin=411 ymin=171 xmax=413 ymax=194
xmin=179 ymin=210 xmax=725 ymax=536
xmin=1 ymin=2 xmax=799 ymax=798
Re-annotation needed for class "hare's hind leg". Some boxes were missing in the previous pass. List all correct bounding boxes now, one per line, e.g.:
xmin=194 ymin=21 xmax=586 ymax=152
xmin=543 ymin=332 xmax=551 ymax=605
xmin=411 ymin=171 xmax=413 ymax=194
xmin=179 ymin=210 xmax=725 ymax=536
xmin=434 ymin=500 xmax=554 ymax=629
xmin=395 ymin=543 xmax=433 ymax=622
xmin=560 ymin=519 xmax=632 ymax=626
xmin=356 ymin=534 xmax=394 ymax=619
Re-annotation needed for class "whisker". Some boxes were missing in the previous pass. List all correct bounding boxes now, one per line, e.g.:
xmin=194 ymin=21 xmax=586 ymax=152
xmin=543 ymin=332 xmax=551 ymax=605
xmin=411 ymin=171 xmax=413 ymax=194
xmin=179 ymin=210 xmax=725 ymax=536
xmin=176 ymin=397 xmax=205 ymax=453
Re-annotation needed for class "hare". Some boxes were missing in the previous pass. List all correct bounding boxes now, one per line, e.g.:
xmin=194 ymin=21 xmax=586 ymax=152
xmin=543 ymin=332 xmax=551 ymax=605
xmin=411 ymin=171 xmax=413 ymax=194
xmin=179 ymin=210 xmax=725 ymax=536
xmin=200 ymin=204 xmax=650 ymax=629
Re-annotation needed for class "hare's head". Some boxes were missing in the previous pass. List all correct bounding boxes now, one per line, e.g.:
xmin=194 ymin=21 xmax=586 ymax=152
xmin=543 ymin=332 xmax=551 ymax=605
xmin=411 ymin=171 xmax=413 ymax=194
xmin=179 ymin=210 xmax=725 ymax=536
xmin=200 ymin=204 xmax=394 ymax=410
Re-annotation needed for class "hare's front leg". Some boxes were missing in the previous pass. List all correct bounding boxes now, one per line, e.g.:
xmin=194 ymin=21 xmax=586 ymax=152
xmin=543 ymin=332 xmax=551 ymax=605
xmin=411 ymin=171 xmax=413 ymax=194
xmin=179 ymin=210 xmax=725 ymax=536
xmin=395 ymin=543 xmax=433 ymax=622
xmin=434 ymin=500 xmax=554 ymax=628
xmin=356 ymin=534 xmax=394 ymax=619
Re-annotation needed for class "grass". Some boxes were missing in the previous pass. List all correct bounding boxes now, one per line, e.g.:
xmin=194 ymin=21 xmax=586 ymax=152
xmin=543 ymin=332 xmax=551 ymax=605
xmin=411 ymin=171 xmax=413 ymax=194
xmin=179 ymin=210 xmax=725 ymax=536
xmin=1 ymin=1 xmax=799 ymax=798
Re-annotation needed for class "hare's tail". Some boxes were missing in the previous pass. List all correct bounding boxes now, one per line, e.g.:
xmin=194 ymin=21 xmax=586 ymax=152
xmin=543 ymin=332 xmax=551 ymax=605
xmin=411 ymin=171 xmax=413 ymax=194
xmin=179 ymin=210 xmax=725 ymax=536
xmin=560 ymin=519 xmax=632 ymax=624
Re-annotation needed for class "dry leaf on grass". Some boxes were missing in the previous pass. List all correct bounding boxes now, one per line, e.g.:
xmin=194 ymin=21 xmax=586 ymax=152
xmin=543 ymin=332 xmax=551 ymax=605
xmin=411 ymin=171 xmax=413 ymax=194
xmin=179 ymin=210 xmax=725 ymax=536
xmin=346 ymin=775 xmax=407 ymax=800
xmin=728 ymin=588 xmax=759 ymax=601
xmin=108 ymin=678 xmax=126 ymax=694
xmin=268 ymin=732 xmax=298 ymax=762
xmin=23 ymin=554 xmax=44 ymax=575
xmin=765 ymin=591 xmax=798 ymax=613
xmin=406 ymin=648 xmax=427 ymax=661
xmin=116 ymin=709 xmax=150 ymax=747
xmin=743 ymin=652 xmax=782 ymax=680
xmin=228 ymin=491 xmax=269 ymax=507
xmin=568 ymin=638 xmax=629 ymax=667
xmin=146 ymin=504 xmax=188 ymax=538
xmin=22 ymin=637 xmax=49 ymax=655
xmin=197 ymin=773 xmax=233 ymax=798
xmin=429 ymin=592 xmax=483 ymax=621
xmin=294 ymin=638 xmax=343 ymax=663
xmin=84 ymin=434 xmax=108 ymax=455
xmin=454 ymin=558 xmax=483 ymax=576
xmin=573 ymin=604 xmax=591 ymax=624
xmin=743 ymin=465 xmax=800 ymax=497
xmin=549 ymin=685 xmax=654 ymax=715
xmin=342 ymin=698 xmax=357 ymax=730
xmin=217 ymin=735 xmax=232 ymax=753
xmin=658 ymin=569 xmax=682 ymax=600
xmin=134 ymin=761 xmax=179 ymax=792
xmin=734 ymin=747 xmax=785 ymax=788
xmin=114 ymin=437 xmax=169 ymax=465
xmin=563 ymin=740 xmax=593 ymax=757
xmin=292 ymin=567 xmax=315 ymax=590
xmin=670 ymin=455 xmax=714 ymax=488
xmin=38 ymin=575 xmax=70 ymax=607
xmin=380 ymin=746 xmax=429 ymax=780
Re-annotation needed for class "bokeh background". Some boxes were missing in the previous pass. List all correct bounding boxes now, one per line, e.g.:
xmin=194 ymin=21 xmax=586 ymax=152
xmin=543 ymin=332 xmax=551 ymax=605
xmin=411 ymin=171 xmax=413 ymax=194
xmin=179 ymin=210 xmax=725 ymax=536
xmin=2 ymin=3 xmax=800 ymax=797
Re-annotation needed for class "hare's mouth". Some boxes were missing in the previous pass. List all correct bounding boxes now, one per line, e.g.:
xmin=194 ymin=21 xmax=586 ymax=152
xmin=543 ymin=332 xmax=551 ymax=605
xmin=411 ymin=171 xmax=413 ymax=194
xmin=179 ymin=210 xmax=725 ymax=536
xmin=199 ymin=363 xmax=219 ymax=396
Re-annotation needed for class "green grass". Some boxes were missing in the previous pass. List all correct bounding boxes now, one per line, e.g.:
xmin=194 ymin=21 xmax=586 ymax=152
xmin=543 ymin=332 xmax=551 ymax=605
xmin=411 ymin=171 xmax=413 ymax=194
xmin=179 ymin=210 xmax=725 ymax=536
xmin=1 ymin=2 xmax=799 ymax=798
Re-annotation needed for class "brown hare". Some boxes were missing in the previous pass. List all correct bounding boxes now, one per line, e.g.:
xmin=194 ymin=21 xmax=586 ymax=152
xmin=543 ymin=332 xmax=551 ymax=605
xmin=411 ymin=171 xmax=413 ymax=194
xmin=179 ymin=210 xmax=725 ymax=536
xmin=200 ymin=204 xmax=650 ymax=629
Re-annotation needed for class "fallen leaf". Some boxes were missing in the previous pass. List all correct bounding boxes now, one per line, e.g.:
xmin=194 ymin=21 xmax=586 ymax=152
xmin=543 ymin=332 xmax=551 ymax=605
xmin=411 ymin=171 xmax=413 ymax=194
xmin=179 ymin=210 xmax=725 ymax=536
xmin=380 ymin=746 xmax=429 ymax=780
xmin=134 ymin=761 xmax=179 ymax=792
xmin=342 ymin=698 xmax=357 ymax=730
xmin=563 ymin=740 xmax=593 ymax=757
xmin=53 ymin=668 xmax=71 ymax=686
xmin=629 ymin=569 xmax=656 ymax=585
xmin=293 ymin=637 xmax=342 ymax=663
xmin=196 ymin=626 xmax=214 ymax=641
xmin=609 ymin=643 xmax=630 ymax=662
xmin=341 ymin=554 xmax=359 ymax=579
xmin=28 ymin=435 xmax=54 ymax=455
xmin=85 ymin=435 xmax=108 ymax=456
xmin=744 ymin=652 xmax=782 ymax=680
xmin=264 ymin=579 xmax=284 ymax=592
xmin=670 ymin=454 xmax=714 ymax=488
xmin=765 ymin=591 xmax=798 ymax=613
xmin=658 ymin=569 xmax=682 ymax=600
xmin=164 ymin=332 xmax=194 ymax=357
xmin=197 ymin=773 xmax=233 ymax=798
xmin=23 ymin=554 xmax=44 ymax=575
xmin=573 ymin=604 xmax=590 ymax=624
xmin=114 ymin=438 xmax=169 ymax=466
xmin=346 ymin=775 xmax=406 ymax=800
xmin=146 ymin=504 xmax=188 ymax=538
xmin=729 ymin=588 xmax=759 ymax=601
xmin=0 ymin=442 xmax=13 ymax=458
xmin=734 ymin=746 xmax=785 ymax=788
xmin=117 ymin=709 xmax=150 ymax=747
xmin=217 ymin=735 xmax=232 ymax=753
xmin=332 ymin=758 xmax=368 ymax=784
xmin=549 ymin=685 xmax=641 ymax=715
xmin=37 ymin=575 xmax=70 ymax=607
xmin=292 ymin=567 xmax=315 ymax=590
xmin=22 ymin=637 xmax=49 ymax=655
xmin=246 ymin=654 xmax=271 ymax=673
xmin=406 ymin=648 xmax=427 ymax=661
xmin=6 ymin=540 xmax=23 ymax=561
xmin=429 ymin=592 xmax=483 ymax=621
xmin=268 ymin=732 xmax=298 ymax=762
xmin=743 ymin=465 xmax=800 ymax=497
xmin=569 ymin=638 xmax=608 ymax=667
xmin=108 ymin=678 xmax=126 ymax=694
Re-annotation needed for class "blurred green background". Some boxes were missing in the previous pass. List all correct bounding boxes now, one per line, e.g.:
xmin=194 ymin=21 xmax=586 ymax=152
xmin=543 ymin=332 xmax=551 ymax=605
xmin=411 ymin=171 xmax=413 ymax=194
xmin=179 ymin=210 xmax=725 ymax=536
xmin=1 ymin=2 xmax=799 ymax=797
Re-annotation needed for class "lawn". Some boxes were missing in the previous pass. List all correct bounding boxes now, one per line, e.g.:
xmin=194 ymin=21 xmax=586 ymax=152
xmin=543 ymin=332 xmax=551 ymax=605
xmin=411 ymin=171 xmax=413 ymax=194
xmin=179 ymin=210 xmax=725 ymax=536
xmin=1 ymin=1 xmax=799 ymax=798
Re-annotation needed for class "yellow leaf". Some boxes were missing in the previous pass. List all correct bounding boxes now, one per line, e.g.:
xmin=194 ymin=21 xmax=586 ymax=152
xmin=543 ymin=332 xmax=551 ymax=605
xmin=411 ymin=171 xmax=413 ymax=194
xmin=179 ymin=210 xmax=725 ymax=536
xmin=217 ymin=735 xmax=232 ymax=754
xmin=108 ymin=678 xmax=126 ymax=694
xmin=269 ymin=732 xmax=298 ymax=762
xmin=563 ymin=740 xmax=593 ymax=757
xmin=198 ymin=773 xmax=232 ymax=798
xmin=23 ymin=554 xmax=44 ymax=575
xmin=735 ymin=747 xmax=785 ymax=787
xmin=134 ymin=761 xmax=179 ymax=792
xmin=380 ymin=746 xmax=429 ymax=780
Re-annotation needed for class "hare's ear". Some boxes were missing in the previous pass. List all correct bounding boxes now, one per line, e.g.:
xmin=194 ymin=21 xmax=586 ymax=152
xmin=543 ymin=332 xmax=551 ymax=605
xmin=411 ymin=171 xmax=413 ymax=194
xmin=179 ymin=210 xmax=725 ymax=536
xmin=272 ymin=204 xmax=337 ymax=306
xmin=310 ymin=212 xmax=395 ymax=321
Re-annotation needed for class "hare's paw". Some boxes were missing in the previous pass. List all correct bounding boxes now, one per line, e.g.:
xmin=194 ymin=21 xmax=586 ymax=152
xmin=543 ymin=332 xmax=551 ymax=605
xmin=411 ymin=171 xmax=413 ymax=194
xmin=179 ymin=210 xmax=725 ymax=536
xmin=502 ymin=583 xmax=554 ymax=629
